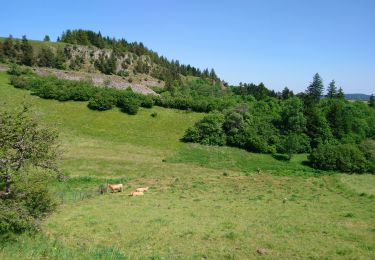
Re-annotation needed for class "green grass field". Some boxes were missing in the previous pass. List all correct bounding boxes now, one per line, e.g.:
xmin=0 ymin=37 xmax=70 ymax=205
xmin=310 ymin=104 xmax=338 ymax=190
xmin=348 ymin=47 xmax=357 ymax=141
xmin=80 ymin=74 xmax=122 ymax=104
xmin=0 ymin=71 xmax=374 ymax=259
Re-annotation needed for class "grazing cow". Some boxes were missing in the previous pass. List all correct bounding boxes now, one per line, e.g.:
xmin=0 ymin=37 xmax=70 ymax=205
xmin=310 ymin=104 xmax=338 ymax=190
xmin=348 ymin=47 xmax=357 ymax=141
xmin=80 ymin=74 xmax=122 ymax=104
xmin=130 ymin=191 xmax=144 ymax=196
xmin=108 ymin=184 xmax=123 ymax=193
xmin=136 ymin=187 xmax=149 ymax=192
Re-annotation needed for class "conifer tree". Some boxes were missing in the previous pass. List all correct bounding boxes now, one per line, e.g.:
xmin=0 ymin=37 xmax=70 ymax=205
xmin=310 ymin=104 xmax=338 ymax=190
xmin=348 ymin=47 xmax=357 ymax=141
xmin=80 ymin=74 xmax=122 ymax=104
xmin=2 ymin=35 xmax=16 ymax=59
xmin=369 ymin=94 xmax=375 ymax=108
xmin=326 ymin=80 xmax=337 ymax=98
xmin=20 ymin=35 xmax=34 ymax=66
xmin=306 ymin=73 xmax=324 ymax=103
xmin=43 ymin=35 xmax=50 ymax=42
xmin=281 ymin=87 xmax=294 ymax=100
xmin=337 ymin=87 xmax=345 ymax=99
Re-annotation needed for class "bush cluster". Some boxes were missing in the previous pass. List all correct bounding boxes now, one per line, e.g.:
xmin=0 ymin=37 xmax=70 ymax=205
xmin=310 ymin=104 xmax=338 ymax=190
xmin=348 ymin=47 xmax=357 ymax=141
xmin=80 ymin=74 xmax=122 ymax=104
xmin=309 ymin=142 xmax=374 ymax=173
xmin=9 ymin=73 xmax=156 ymax=115
xmin=183 ymin=106 xmax=281 ymax=153
xmin=9 ymin=72 xmax=240 ymax=115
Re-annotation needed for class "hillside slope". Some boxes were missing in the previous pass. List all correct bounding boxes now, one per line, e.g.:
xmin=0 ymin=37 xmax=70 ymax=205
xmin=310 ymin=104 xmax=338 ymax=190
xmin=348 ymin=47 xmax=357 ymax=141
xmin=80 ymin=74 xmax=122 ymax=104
xmin=0 ymin=30 xmax=223 ymax=95
xmin=1 ymin=71 xmax=375 ymax=259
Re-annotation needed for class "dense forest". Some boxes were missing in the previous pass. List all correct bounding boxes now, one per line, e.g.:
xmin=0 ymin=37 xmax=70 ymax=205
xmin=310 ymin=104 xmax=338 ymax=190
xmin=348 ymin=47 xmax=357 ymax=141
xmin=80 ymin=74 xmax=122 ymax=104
xmin=182 ymin=74 xmax=375 ymax=173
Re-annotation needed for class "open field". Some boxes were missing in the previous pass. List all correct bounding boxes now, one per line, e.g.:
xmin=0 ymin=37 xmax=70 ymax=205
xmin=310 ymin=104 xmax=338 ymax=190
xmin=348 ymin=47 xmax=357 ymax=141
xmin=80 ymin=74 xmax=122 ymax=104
xmin=0 ymin=71 xmax=374 ymax=259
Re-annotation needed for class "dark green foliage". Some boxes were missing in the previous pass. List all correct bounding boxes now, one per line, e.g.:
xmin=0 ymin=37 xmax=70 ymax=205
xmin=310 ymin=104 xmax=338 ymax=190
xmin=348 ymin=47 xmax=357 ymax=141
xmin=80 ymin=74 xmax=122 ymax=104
xmin=369 ymin=94 xmax=375 ymax=108
xmin=2 ymin=35 xmax=17 ymax=61
xmin=139 ymin=95 xmax=154 ymax=108
xmin=223 ymin=109 xmax=248 ymax=148
xmin=306 ymin=73 xmax=324 ymax=103
xmin=94 ymin=53 xmax=117 ymax=74
xmin=59 ymin=29 xmax=219 ymax=82
xmin=309 ymin=143 xmax=370 ymax=173
xmin=181 ymin=75 xmax=375 ymax=173
xmin=233 ymin=82 xmax=277 ymax=100
xmin=117 ymin=92 xmax=140 ymax=115
xmin=183 ymin=112 xmax=226 ymax=145
xmin=281 ymin=87 xmax=294 ymax=100
xmin=43 ymin=35 xmax=50 ymax=42
xmin=183 ymin=99 xmax=302 ymax=154
xmin=278 ymin=97 xmax=310 ymax=154
xmin=359 ymin=139 xmax=375 ymax=172
xmin=220 ymin=103 xmax=281 ymax=153
xmin=0 ymin=42 xmax=4 ymax=61
xmin=8 ymin=74 xmax=153 ymax=115
xmin=37 ymin=47 xmax=55 ymax=68
xmin=326 ymin=80 xmax=337 ymax=98
xmin=321 ymin=99 xmax=374 ymax=143
xmin=88 ymin=91 xmax=115 ymax=111
xmin=337 ymin=87 xmax=345 ymax=99
xmin=279 ymin=97 xmax=306 ymax=135
xmin=305 ymin=106 xmax=333 ymax=148
xmin=20 ymin=36 xmax=34 ymax=66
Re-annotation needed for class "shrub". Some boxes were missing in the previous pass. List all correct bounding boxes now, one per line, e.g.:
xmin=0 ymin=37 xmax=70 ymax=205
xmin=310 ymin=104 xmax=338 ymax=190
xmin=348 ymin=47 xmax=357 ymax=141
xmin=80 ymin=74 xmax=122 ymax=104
xmin=0 ymin=108 xmax=58 ymax=235
xmin=139 ymin=95 xmax=154 ymax=108
xmin=272 ymin=153 xmax=291 ymax=161
xmin=182 ymin=112 xmax=226 ymax=145
xmin=359 ymin=139 xmax=375 ymax=173
xmin=69 ymin=82 xmax=97 ymax=101
xmin=10 ymin=75 xmax=31 ymax=89
xmin=309 ymin=143 xmax=369 ymax=173
xmin=117 ymin=92 xmax=140 ymax=115
xmin=35 ymin=81 xmax=59 ymax=99
xmin=7 ymin=64 xmax=33 ymax=76
xmin=151 ymin=112 xmax=158 ymax=118
xmin=88 ymin=91 xmax=115 ymax=111
xmin=0 ymin=170 xmax=56 ymax=234
xmin=0 ymin=200 xmax=34 ymax=234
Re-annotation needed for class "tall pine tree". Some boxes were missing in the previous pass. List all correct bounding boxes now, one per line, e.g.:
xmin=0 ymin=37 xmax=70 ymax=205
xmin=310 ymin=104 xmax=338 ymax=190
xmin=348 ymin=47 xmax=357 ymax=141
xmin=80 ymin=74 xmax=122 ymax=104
xmin=306 ymin=73 xmax=324 ymax=103
xmin=20 ymin=36 xmax=34 ymax=66
xmin=326 ymin=80 xmax=337 ymax=98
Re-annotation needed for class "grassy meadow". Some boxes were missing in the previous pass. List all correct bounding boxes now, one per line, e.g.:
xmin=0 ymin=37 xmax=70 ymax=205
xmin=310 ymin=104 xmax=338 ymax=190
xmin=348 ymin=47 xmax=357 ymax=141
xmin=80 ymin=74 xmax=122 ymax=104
xmin=0 ymin=71 xmax=374 ymax=259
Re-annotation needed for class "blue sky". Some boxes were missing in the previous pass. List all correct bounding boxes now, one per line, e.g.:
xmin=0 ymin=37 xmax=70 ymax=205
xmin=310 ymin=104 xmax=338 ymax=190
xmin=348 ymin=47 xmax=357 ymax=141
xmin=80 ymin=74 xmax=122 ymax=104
xmin=1 ymin=0 xmax=374 ymax=93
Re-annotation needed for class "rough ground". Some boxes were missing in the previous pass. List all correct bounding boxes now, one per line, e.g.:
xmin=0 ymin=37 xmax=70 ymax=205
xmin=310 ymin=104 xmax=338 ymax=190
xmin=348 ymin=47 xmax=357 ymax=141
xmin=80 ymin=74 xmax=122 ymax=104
xmin=0 ymin=63 xmax=161 ymax=95
xmin=35 ymin=67 xmax=160 ymax=95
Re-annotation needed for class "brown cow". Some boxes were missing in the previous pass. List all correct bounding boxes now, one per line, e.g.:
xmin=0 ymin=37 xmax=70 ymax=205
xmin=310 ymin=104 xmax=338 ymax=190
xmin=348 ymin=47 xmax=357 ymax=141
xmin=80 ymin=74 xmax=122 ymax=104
xmin=108 ymin=184 xmax=123 ymax=193
xmin=129 ymin=191 xmax=144 ymax=196
xmin=136 ymin=187 xmax=149 ymax=192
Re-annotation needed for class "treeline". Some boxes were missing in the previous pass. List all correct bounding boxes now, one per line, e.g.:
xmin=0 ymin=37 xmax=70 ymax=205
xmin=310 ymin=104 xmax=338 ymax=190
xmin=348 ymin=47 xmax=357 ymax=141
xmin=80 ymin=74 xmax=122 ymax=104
xmin=183 ymin=73 xmax=375 ymax=173
xmin=58 ymin=29 xmax=220 ymax=83
xmin=0 ymin=35 xmax=76 ymax=70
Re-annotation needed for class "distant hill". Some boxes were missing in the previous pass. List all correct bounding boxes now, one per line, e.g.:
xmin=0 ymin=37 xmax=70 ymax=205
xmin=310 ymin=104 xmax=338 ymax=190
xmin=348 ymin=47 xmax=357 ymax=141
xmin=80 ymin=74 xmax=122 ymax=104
xmin=345 ymin=93 xmax=371 ymax=100
xmin=0 ymin=29 xmax=222 ymax=91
